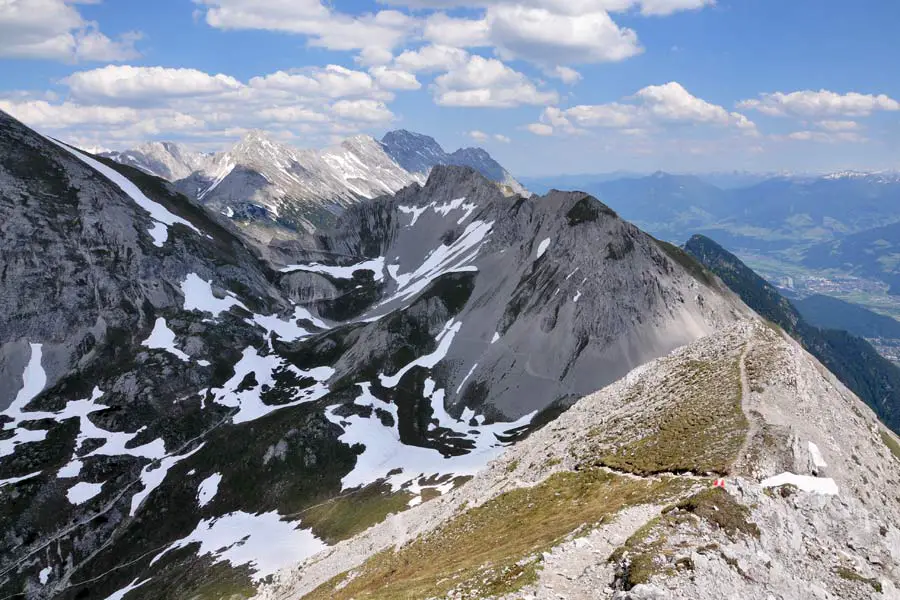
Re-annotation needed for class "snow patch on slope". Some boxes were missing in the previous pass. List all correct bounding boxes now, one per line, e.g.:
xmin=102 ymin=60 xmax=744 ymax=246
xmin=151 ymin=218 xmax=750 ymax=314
xmin=456 ymin=363 xmax=478 ymax=395
xmin=197 ymin=473 xmax=222 ymax=507
xmin=382 ymin=219 xmax=494 ymax=307
xmin=379 ymin=320 xmax=462 ymax=388
xmin=66 ymin=388 xmax=167 ymax=461
xmin=210 ymin=347 xmax=333 ymax=425
xmin=326 ymin=382 xmax=534 ymax=492
xmin=142 ymin=318 xmax=190 ymax=362
xmin=57 ymin=460 xmax=83 ymax=478
xmin=280 ymin=257 xmax=386 ymax=282
xmin=808 ymin=441 xmax=827 ymax=470
xmin=104 ymin=577 xmax=151 ymax=600
xmin=0 ymin=471 xmax=42 ymax=488
xmin=131 ymin=443 xmax=205 ymax=516
xmin=181 ymin=274 xmax=247 ymax=317
xmin=761 ymin=473 xmax=839 ymax=495
xmin=66 ymin=481 xmax=104 ymax=505
xmin=398 ymin=197 xmax=477 ymax=228
xmin=151 ymin=511 xmax=325 ymax=581
xmin=182 ymin=273 xmax=328 ymax=341
xmin=1 ymin=343 xmax=48 ymax=457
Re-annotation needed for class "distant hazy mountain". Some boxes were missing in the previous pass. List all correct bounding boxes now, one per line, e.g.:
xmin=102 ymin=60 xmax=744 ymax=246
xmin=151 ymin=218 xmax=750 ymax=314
xmin=520 ymin=171 xmax=900 ymax=254
xmin=519 ymin=170 xmax=792 ymax=196
xmin=102 ymin=142 xmax=212 ymax=181
xmin=685 ymin=234 xmax=900 ymax=433
xmin=794 ymin=294 xmax=900 ymax=339
xmin=728 ymin=174 xmax=900 ymax=239
xmin=518 ymin=171 xmax=647 ymax=194
xmin=380 ymin=129 xmax=527 ymax=196
xmin=586 ymin=172 xmax=730 ymax=240
xmin=692 ymin=170 xmax=790 ymax=189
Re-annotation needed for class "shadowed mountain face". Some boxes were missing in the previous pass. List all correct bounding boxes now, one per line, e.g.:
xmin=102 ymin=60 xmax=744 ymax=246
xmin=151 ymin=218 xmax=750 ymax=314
xmin=794 ymin=294 xmax=900 ymax=340
xmin=380 ymin=129 xmax=527 ymax=196
xmin=685 ymin=234 xmax=900 ymax=435
xmin=0 ymin=111 xmax=744 ymax=599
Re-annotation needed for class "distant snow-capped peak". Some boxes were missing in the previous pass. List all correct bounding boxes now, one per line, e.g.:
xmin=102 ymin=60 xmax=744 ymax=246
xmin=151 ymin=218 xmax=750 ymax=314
xmin=822 ymin=169 xmax=900 ymax=183
xmin=102 ymin=129 xmax=526 ymax=236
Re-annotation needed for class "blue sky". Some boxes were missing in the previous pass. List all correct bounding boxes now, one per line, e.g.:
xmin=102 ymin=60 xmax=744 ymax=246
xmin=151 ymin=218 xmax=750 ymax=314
xmin=1 ymin=0 xmax=898 ymax=176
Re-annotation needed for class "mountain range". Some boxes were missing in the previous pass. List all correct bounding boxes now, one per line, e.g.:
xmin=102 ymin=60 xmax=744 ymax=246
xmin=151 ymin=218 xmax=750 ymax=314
xmin=102 ymin=130 xmax=526 ymax=250
xmin=3 ymin=106 xmax=900 ymax=600
xmin=0 ymin=110 xmax=744 ymax=599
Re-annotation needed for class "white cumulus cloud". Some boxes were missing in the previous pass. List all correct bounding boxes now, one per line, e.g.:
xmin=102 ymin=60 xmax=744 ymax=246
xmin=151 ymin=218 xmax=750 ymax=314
xmin=380 ymin=0 xmax=714 ymax=17
xmin=330 ymin=99 xmax=395 ymax=122
xmin=548 ymin=66 xmax=583 ymax=84
xmin=738 ymin=90 xmax=900 ymax=118
xmin=394 ymin=44 xmax=470 ymax=73
xmin=532 ymin=82 xmax=755 ymax=136
xmin=486 ymin=6 xmax=641 ymax=65
xmin=250 ymin=65 xmax=391 ymax=100
xmin=1 ymin=57 xmax=420 ymax=149
xmin=526 ymin=122 xmax=554 ymax=136
xmin=0 ymin=0 xmax=141 ymax=61
xmin=816 ymin=120 xmax=860 ymax=131
xmin=65 ymin=66 xmax=243 ymax=104
xmin=782 ymin=130 xmax=867 ymax=144
xmin=369 ymin=66 xmax=421 ymax=90
xmin=432 ymin=55 xmax=558 ymax=108
xmin=423 ymin=12 xmax=491 ymax=47
xmin=195 ymin=0 xmax=414 ymax=52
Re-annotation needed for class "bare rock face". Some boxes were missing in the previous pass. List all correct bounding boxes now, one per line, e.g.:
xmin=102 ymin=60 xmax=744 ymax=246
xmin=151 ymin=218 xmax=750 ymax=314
xmin=0 ymin=110 xmax=746 ymax=600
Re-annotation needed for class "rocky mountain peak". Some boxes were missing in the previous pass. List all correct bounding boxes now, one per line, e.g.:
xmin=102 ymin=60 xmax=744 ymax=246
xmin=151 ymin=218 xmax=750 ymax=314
xmin=381 ymin=128 xmax=443 ymax=151
xmin=380 ymin=129 xmax=447 ymax=174
xmin=226 ymin=130 xmax=295 ymax=165
xmin=380 ymin=129 xmax=528 ymax=197
xmin=419 ymin=163 xmax=491 ymax=192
